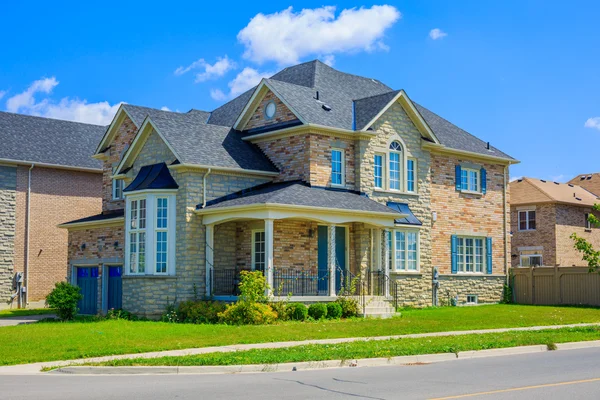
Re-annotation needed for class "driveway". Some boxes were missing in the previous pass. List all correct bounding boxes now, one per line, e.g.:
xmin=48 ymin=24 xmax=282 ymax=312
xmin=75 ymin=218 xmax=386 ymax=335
xmin=0 ymin=314 xmax=55 ymax=327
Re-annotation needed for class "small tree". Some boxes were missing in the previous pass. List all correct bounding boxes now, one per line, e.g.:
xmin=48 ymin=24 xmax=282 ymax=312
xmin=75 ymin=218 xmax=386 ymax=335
xmin=238 ymin=270 xmax=269 ymax=303
xmin=46 ymin=282 xmax=83 ymax=321
xmin=571 ymin=205 xmax=600 ymax=272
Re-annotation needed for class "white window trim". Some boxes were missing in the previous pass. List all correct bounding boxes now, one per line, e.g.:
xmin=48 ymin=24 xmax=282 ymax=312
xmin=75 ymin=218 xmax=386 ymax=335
xmin=460 ymin=167 xmax=481 ymax=193
xmin=466 ymin=294 xmax=478 ymax=304
xmin=388 ymin=145 xmax=403 ymax=192
xmin=112 ymin=178 xmax=124 ymax=200
xmin=125 ymin=191 xmax=176 ymax=276
xmin=374 ymin=153 xmax=385 ymax=190
xmin=331 ymin=148 xmax=345 ymax=187
xmin=456 ymin=235 xmax=486 ymax=274
xmin=391 ymin=228 xmax=420 ymax=272
xmin=251 ymin=229 xmax=266 ymax=271
xmin=407 ymin=158 xmax=417 ymax=193
xmin=518 ymin=210 xmax=536 ymax=231
xmin=520 ymin=252 xmax=543 ymax=267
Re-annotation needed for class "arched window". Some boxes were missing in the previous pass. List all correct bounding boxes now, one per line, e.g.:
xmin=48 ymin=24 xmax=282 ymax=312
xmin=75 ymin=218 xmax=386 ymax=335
xmin=389 ymin=141 xmax=402 ymax=191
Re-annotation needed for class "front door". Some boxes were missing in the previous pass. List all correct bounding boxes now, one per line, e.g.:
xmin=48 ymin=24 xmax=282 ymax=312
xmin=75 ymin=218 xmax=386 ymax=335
xmin=107 ymin=266 xmax=123 ymax=310
xmin=76 ymin=267 xmax=98 ymax=315
xmin=317 ymin=226 xmax=346 ymax=294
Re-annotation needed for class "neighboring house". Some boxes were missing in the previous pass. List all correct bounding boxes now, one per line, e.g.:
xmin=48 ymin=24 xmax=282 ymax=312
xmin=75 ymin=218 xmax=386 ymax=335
xmin=509 ymin=177 xmax=600 ymax=267
xmin=568 ymin=173 xmax=600 ymax=196
xmin=60 ymin=60 xmax=516 ymax=317
xmin=0 ymin=111 xmax=104 ymax=309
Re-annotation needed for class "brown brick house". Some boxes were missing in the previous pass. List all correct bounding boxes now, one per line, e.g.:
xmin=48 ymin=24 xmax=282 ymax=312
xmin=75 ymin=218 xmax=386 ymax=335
xmin=568 ymin=173 xmax=600 ymax=196
xmin=509 ymin=178 xmax=600 ymax=267
xmin=61 ymin=60 xmax=517 ymax=317
xmin=0 ymin=112 xmax=104 ymax=309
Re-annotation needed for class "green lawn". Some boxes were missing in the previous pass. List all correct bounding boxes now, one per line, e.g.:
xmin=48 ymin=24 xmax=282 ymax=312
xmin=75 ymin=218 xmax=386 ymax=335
xmin=1 ymin=305 xmax=600 ymax=366
xmin=0 ymin=308 xmax=55 ymax=318
xmin=89 ymin=326 xmax=600 ymax=367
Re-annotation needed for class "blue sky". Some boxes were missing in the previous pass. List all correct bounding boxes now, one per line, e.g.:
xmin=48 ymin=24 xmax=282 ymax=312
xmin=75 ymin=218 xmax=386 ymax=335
xmin=1 ymin=1 xmax=599 ymax=181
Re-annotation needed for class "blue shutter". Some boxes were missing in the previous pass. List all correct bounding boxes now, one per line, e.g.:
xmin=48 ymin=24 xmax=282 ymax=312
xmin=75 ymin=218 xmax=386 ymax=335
xmin=455 ymin=165 xmax=462 ymax=191
xmin=486 ymin=237 xmax=493 ymax=274
xmin=451 ymin=235 xmax=458 ymax=274
xmin=480 ymin=167 xmax=487 ymax=194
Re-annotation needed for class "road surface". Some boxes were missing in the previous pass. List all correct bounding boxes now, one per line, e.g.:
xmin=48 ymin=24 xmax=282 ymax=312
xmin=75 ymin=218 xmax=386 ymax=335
xmin=1 ymin=347 xmax=600 ymax=399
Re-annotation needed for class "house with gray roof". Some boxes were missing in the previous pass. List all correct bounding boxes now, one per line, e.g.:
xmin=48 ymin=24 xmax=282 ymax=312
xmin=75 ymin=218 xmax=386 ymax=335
xmin=0 ymin=111 xmax=105 ymax=309
xmin=61 ymin=60 xmax=517 ymax=317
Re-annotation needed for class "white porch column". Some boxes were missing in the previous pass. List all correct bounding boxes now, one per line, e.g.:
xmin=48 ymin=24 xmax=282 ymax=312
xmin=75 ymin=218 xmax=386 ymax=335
xmin=205 ymin=224 xmax=214 ymax=297
xmin=328 ymin=225 xmax=337 ymax=297
xmin=383 ymin=229 xmax=390 ymax=298
xmin=265 ymin=219 xmax=274 ymax=295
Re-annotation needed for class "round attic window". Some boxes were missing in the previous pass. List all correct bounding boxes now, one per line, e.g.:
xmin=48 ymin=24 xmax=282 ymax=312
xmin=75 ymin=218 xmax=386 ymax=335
xmin=264 ymin=101 xmax=276 ymax=120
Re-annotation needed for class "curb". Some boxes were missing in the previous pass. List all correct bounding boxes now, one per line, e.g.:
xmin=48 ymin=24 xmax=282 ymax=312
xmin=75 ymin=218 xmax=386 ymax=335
xmin=51 ymin=340 xmax=600 ymax=376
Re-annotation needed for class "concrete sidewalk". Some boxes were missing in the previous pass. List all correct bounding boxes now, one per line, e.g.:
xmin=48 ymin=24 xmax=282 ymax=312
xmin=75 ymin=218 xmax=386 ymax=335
xmin=0 ymin=314 xmax=56 ymax=327
xmin=1 ymin=322 xmax=599 ymax=375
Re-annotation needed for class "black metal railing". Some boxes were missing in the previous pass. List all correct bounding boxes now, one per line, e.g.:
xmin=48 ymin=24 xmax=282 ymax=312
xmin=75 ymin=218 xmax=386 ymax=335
xmin=273 ymin=269 xmax=329 ymax=297
xmin=210 ymin=268 xmax=240 ymax=296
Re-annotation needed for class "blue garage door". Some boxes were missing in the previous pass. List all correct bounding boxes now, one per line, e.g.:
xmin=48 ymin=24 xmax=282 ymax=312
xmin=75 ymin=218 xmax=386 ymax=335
xmin=76 ymin=267 xmax=98 ymax=315
xmin=107 ymin=266 xmax=123 ymax=310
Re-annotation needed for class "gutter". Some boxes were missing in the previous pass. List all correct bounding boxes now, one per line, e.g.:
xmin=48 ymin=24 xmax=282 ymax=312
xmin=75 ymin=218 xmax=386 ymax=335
xmin=202 ymin=168 xmax=212 ymax=208
xmin=25 ymin=164 xmax=34 ymax=307
xmin=0 ymin=158 xmax=102 ymax=173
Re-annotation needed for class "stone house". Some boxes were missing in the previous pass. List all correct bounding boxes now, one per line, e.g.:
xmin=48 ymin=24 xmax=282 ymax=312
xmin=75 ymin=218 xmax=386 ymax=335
xmin=510 ymin=177 xmax=600 ymax=267
xmin=0 ymin=111 xmax=104 ymax=309
xmin=61 ymin=60 xmax=516 ymax=317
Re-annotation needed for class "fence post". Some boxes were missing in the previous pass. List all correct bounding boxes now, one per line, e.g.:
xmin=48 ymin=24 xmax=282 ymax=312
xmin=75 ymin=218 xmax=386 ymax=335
xmin=528 ymin=267 xmax=534 ymax=304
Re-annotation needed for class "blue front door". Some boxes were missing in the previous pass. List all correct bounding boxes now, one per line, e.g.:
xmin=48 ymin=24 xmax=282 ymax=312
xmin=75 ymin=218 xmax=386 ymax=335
xmin=317 ymin=226 xmax=346 ymax=294
xmin=76 ymin=267 xmax=98 ymax=315
xmin=107 ymin=266 xmax=123 ymax=310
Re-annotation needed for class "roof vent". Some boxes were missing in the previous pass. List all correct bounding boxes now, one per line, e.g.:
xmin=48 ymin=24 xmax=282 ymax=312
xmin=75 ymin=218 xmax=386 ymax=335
xmin=576 ymin=197 xmax=582 ymax=201
xmin=588 ymin=175 xmax=592 ymax=180
xmin=568 ymin=184 xmax=574 ymax=187
xmin=540 ymin=179 xmax=546 ymax=183
xmin=486 ymin=142 xmax=490 ymax=150
xmin=322 ymin=104 xmax=332 ymax=111
xmin=314 ymin=91 xmax=319 ymax=100
xmin=517 ymin=179 xmax=523 ymax=182
xmin=554 ymin=182 xmax=559 ymax=185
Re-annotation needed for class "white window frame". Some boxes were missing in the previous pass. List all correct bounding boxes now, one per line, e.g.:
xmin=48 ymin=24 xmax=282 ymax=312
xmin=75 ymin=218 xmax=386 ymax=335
xmin=456 ymin=236 xmax=485 ymax=274
xmin=331 ymin=148 xmax=345 ymax=187
xmin=125 ymin=191 xmax=176 ymax=276
xmin=127 ymin=198 xmax=146 ymax=275
xmin=112 ymin=178 xmax=124 ymax=200
xmin=460 ymin=168 xmax=480 ymax=193
xmin=407 ymin=158 xmax=417 ymax=193
xmin=388 ymin=141 xmax=403 ymax=191
xmin=251 ymin=229 xmax=266 ymax=272
xmin=391 ymin=229 xmax=420 ymax=272
xmin=466 ymin=295 xmax=478 ymax=304
xmin=518 ymin=210 xmax=536 ymax=231
xmin=374 ymin=153 xmax=385 ymax=189
xmin=520 ymin=251 xmax=543 ymax=267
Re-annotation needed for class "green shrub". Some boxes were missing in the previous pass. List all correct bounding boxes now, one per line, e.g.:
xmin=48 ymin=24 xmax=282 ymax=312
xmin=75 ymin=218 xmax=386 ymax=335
xmin=218 ymin=302 xmax=278 ymax=325
xmin=308 ymin=303 xmax=328 ymax=320
xmin=239 ymin=270 xmax=269 ymax=303
xmin=286 ymin=302 xmax=308 ymax=321
xmin=326 ymin=302 xmax=343 ymax=319
xmin=335 ymin=297 xmax=360 ymax=318
xmin=106 ymin=308 xmax=138 ymax=321
xmin=269 ymin=301 xmax=289 ymax=321
xmin=177 ymin=300 xmax=226 ymax=324
xmin=45 ymin=282 xmax=83 ymax=321
xmin=502 ymin=283 xmax=513 ymax=304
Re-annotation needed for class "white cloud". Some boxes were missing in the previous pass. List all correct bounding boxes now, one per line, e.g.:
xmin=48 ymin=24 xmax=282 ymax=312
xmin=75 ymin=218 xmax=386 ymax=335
xmin=237 ymin=5 xmax=401 ymax=65
xmin=160 ymin=106 xmax=171 ymax=111
xmin=585 ymin=117 xmax=600 ymax=131
xmin=174 ymin=56 xmax=236 ymax=82
xmin=551 ymin=174 xmax=565 ymax=182
xmin=322 ymin=55 xmax=335 ymax=66
xmin=429 ymin=28 xmax=448 ymax=40
xmin=211 ymin=67 xmax=275 ymax=101
xmin=0 ymin=90 xmax=6 ymax=100
xmin=5 ymin=77 xmax=121 ymax=125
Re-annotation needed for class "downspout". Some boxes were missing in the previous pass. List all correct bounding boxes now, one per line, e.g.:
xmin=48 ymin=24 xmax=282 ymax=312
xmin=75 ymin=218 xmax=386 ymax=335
xmin=25 ymin=163 xmax=34 ymax=307
xmin=202 ymin=168 xmax=212 ymax=208
xmin=503 ymin=165 xmax=509 ymax=285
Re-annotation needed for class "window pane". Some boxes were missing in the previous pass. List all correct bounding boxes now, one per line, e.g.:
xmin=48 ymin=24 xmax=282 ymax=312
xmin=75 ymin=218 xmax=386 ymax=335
xmin=331 ymin=150 xmax=343 ymax=185
xmin=407 ymin=159 xmax=415 ymax=192
xmin=139 ymin=232 xmax=146 ymax=273
xmin=529 ymin=211 xmax=536 ymax=230
xmin=389 ymin=152 xmax=400 ymax=190
xmin=156 ymin=231 xmax=167 ymax=273
xmin=407 ymin=232 xmax=417 ymax=270
xmin=157 ymin=198 xmax=168 ymax=228
xmin=465 ymin=238 xmax=474 ymax=272
xmin=475 ymin=239 xmax=483 ymax=273
xmin=457 ymin=238 xmax=464 ymax=272
xmin=374 ymin=155 xmax=383 ymax=188
xmin=469 ymin=170 xmax=478 ymax=192
xmin=389 ymin=141 xmax=402 ymax=151
xmin=395 ymin=231 xmax=405 ymax=270
xmin=139 ymin=199 xmax=146 ymax=229
xmin=461 ymin=170 xmax=468 ymax=190
xmin=254 ymin=231 xmax=266 ymax=271
xmin=129 ymin=233 xmax=137 ymax=273
xmin=130 ymin=200 xmax=138 ymax=229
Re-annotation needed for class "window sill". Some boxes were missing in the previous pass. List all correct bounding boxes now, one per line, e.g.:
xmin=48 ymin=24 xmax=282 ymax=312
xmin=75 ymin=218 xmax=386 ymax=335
xmin=373 ymin=188 xmax=418 ymax=196
xmin=517 ymin=229 xmax=536 ymax=232
xmin=123 ymin=275 xmax=177 ymax=279
xmin=390 ymin=271 xmax=421 ymax=276
xmin=459 ymin=190 xmax=483 ymax=196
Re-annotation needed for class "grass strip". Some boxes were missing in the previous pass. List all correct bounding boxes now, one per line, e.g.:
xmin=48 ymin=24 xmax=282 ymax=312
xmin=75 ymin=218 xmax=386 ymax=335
xmin=87 ymin=326 xmax=600 ymax=367
xmin=0 ymin=309 xmax=55 ymax=318
xmin=3 ymin=305 xmax=600 ymax=366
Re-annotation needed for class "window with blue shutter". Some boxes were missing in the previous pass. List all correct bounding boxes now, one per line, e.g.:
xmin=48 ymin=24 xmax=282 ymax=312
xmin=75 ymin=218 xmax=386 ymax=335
xmin=451 ymin=235 xmax=458 ymax=274
xmin=486 ymin=237 xmax=493 ymax=274
xmin=480 ymin=167 xmax=487 ymax=194
xmin=455 ymin=165 xmax=462 ymax=191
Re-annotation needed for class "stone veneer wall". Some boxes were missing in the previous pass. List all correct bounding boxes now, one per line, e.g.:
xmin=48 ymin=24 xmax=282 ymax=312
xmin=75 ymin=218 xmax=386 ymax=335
xmin=437 ymin=275 xmax=505 ymax=305
xmin=555 ymin=204 xmax=600 ymax=267
xmin=510 ymin=203 xmax=557 ymax=267
xmin=0 ymin=166 xmax=16 ymax=304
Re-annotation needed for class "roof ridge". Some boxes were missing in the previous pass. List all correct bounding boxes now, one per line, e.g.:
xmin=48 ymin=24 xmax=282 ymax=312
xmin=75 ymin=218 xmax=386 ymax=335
xmin=0 ymin=110 xmax=106 ymax=127
xmin=353 ymin=89 xmax=400 ymax=102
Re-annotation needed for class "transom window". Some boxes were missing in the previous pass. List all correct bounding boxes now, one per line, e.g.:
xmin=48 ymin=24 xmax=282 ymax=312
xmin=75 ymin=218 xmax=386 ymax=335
xmin=331 ymin=149 xmax=344 ymax=186
xmin=389 ymin=141 xmax=402 ymax=191
xmin=457 ymin=237 xmax=484 ymax=273
xmin=388 ymin=229 xmax=419 ymax=272
xmin=518 ymin=210 xmax=536 ymax=231
xmin=460 ymin=168 xmax=479 ymax=192
xmin=520 ymin=250 xmax=542 ymax=267
xmin=125 ymin=193 xmax=175 ymax=276
xmin=252 ymin=230 xmax=266 ymax=272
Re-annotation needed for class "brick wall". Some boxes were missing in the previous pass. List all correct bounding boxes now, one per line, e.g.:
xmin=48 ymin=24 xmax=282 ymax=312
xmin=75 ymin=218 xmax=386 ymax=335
xmin=308 ymin=135 xmax=356 ymax=189
xmin=555 ymin=204 xmax=600 ymax=266
xmin=244 ymin=90 xmax=299 ymax=131
xmin=0 ymin=166 xmax=16 ymax=304
xmin=256 ymin=135 xmax=310 ymax=182
xmin=510 ymin=203 xmax=557 ymax=267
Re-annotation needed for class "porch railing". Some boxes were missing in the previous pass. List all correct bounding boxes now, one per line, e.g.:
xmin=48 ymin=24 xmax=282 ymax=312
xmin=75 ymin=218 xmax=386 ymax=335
xmin=210 ymin=268 xmax=240 ymax=296
xmin=273 ymin=269 xmax=329 ymax=297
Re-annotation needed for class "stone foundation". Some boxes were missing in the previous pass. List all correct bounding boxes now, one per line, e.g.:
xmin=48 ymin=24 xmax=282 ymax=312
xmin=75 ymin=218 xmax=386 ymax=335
xmin=438 ymin=275 xmax=505 ymax=306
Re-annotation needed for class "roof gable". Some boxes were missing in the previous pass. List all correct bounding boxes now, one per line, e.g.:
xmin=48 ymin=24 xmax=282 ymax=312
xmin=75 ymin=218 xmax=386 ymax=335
xmin=510 ymin=177 xmax=600 ymax=207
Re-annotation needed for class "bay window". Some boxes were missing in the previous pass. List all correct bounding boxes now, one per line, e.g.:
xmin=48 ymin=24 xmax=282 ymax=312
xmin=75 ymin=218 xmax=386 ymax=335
xmin=125 ymin=193 xmax=176 ymax=276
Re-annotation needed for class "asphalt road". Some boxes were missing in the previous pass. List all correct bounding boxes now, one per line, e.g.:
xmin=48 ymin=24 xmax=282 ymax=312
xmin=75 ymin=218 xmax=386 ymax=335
xmin=2 ymin=348 xmax=600 ymax=399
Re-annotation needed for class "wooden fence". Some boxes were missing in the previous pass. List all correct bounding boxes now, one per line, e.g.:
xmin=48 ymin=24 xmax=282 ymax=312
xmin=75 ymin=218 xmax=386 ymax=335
xmin=511 ymin=267 xmax=600 ymax=306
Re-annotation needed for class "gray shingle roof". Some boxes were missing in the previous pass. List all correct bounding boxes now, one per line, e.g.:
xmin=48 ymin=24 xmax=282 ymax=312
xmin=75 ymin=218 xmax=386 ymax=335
xmin=353 ymin=90 xmax=401 ymax=131
xmin=0 ymin=111 xmax=104 ymax=170
xmin=200 ymin=180 xmax=401 ymax=215
xmin=143 ymin=110 xmax=278 ymax=172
